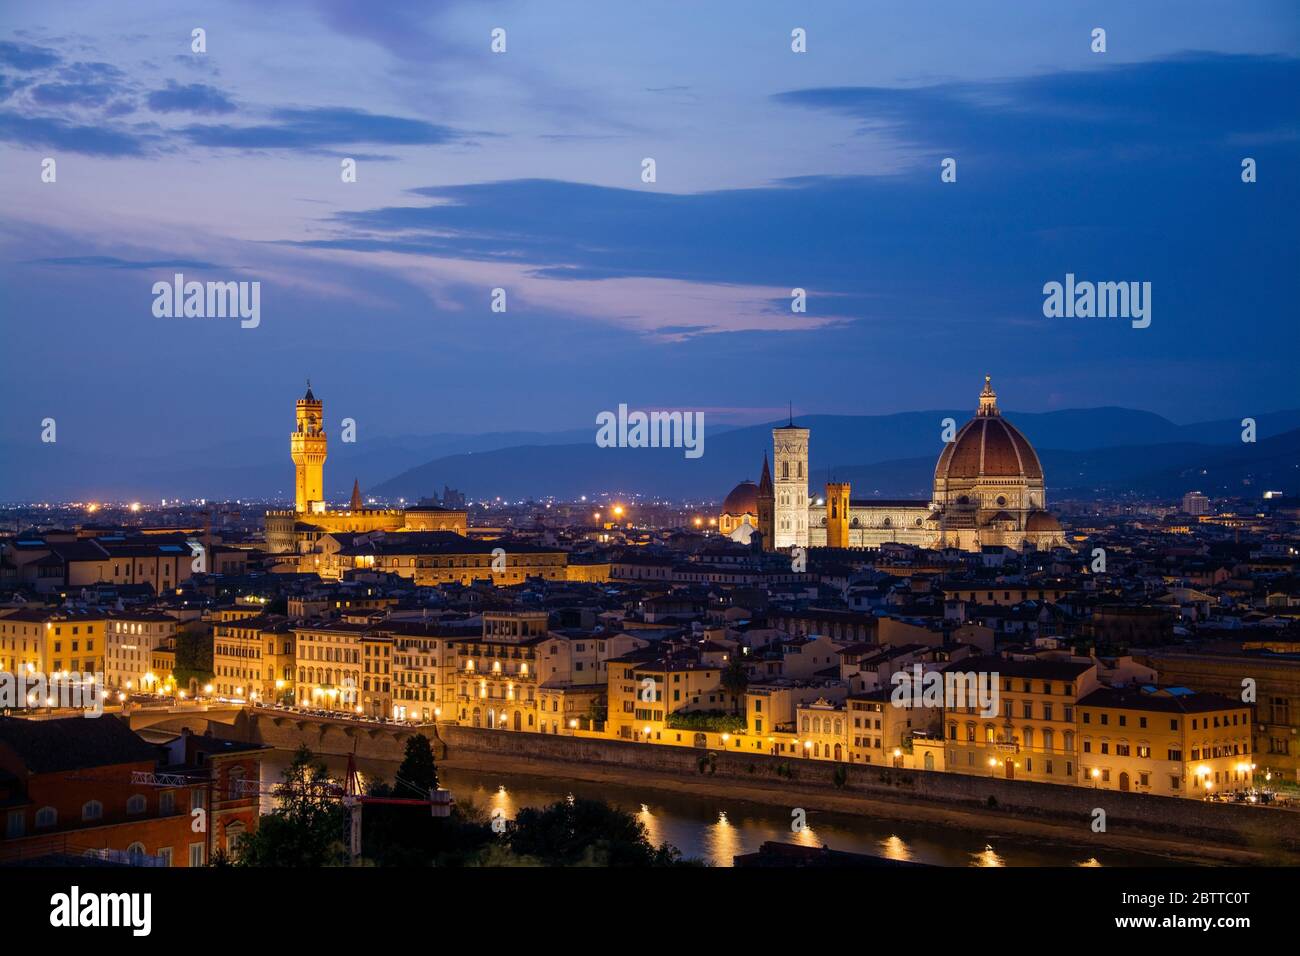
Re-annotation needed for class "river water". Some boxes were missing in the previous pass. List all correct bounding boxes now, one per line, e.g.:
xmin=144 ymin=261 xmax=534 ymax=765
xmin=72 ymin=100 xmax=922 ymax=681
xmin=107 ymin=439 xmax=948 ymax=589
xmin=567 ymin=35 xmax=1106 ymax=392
xmin=258 ymin=750 xmax=1194 ymax=867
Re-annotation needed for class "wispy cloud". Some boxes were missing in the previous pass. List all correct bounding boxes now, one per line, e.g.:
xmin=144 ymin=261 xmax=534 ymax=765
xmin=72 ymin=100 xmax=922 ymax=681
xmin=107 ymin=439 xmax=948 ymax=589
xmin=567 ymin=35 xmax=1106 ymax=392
xmin=147 ymin=80 xmax=236 ymax=114
xmin=178 ymin=106 xmax=470 ymax=149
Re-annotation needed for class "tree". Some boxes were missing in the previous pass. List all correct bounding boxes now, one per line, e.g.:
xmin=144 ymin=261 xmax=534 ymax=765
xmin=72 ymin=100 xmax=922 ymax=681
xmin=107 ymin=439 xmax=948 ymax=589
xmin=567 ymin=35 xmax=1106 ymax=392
xmin=504 ymin=797 xmax=699 ymax=867
xmin=234 ymin=745 xmax=348 ymax=867
xmin=394 ymin=734 xmax=438 ymax=798
xmin=173 ymin=622 xmax=213 ymax=686
xmin=720 ymin=655 xmax=749 ymax=714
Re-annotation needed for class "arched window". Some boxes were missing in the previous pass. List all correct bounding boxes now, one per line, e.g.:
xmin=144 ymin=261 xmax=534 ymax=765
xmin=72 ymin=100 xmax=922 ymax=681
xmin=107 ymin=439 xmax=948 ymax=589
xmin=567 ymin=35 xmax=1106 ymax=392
xmin=1022 ymin=727 xmax=1035 ymax=750
xmin=35 ymin=807 xmax=57 ymax=828
xmin=82 ymin=800 xmax=103 ymax=821
xmin=1063 ymin=731 xmax=1075 ymax=752
xmin=126 ymin=794 xmax=146 ymax=814
xmin=1042 ymin=728 xmax=1055 ymax=753
xmin=126 ymin=842 xmax=146 ymax=861
xmin=801 ymin=716 xmax=810 ymax=733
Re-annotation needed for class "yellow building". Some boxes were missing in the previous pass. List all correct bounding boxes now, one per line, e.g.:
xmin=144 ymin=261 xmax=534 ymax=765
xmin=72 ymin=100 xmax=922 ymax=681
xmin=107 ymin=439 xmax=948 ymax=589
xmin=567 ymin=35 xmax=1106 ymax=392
xmin=104 ymin=612 xmax=177 ymax=693
xmin=745 ymin=679 xmax=846 ymax=752
xmin=537 ymin=684 xmax=605 ymax=734
xmin=212 ymin=614 xmax=291 ymax=702
xmin=390 ymin=623 xmax=463 ymax=723
xmin=263 ymin=624 xmax=296 ymax=706
xmin=565 ymin=560 xmax=612 ymax=583
xmin=847 ymin=688 xmax=933 ymax=766
xmin=942 ymin=656 xmax=1098 ymax=785
xmin=0 ymin=609 xmax=105 ymax=678
xmin=320 ymin=534 xmax=567 ymax=586
xmin=449 ymin=632 xmax=543 ymax=731
xmin=152 ymin=640 xmax=177 ymax=692
xmin=1137 ymin=647 xmax=1300 ymax=786
xmin=607 ymin=654 xmax=725 ymax=742
xmin=795 ymin=698 xmax=848 ymax=761
xmin=360 ymin=634 xmax=394 ymax=719
xmin=293 ymin=621 xmax=367 ymax=712
xmin=1077 ymin=686 xmax=1254 ymax=797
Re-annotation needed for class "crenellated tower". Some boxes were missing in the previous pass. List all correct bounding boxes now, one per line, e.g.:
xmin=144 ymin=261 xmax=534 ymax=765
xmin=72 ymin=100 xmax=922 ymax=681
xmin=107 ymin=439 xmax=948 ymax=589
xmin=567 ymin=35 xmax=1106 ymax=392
xmin=290 ymin=381 xmax=327 ymax=513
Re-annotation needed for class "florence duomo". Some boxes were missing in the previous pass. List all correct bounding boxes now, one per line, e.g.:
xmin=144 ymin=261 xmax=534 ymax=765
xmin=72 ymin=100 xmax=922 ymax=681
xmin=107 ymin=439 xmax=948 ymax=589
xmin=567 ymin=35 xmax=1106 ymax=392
xmin=719 ymin=377 xmax=1067 ymax=553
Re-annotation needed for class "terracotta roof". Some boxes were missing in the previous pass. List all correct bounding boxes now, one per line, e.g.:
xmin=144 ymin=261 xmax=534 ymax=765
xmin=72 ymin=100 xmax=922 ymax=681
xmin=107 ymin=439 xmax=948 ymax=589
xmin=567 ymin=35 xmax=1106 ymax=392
xmin=934 ymin=415 xmax=1043 ymax=481
xmin=721 ymin=481 xmax=759 ymax=516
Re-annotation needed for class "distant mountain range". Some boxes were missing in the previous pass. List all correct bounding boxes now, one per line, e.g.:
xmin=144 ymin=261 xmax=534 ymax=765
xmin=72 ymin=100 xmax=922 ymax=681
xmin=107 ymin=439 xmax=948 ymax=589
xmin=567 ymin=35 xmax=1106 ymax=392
xmin=5 ymin=409 xmax=1297 ymax=504
xmin=370 ymin=409 xmax=1300 ymax=503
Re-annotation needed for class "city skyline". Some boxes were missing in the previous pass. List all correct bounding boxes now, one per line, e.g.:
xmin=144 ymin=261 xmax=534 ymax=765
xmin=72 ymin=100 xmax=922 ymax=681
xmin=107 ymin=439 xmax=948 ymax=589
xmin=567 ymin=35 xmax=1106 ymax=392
xmin=0 ymin=3 xmax=1298 ymax=906
xmin=2 ymin=0 xmax=1298 ymax=499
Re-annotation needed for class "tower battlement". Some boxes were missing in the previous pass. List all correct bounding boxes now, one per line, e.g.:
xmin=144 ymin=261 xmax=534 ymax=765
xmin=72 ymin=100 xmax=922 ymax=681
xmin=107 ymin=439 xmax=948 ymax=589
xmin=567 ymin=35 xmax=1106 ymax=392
xmin=290 ymin=380 xmax=327 ymax=513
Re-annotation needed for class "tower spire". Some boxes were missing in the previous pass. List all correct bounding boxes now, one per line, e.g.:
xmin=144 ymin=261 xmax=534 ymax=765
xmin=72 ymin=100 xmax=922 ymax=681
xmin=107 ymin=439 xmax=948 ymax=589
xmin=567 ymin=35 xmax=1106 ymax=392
xmin=978 ymin=375 xmax=999 ymax=417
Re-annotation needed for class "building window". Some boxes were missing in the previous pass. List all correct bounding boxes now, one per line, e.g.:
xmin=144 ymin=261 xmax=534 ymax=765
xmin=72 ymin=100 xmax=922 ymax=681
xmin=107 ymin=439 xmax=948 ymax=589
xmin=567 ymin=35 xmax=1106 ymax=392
xmin=189 ymin=843 xmax=205 ymax=867
xmin=35 ymin=807 xmax=57 ymax=828
xmin=5 ymin=810 xmax=24 ymax=839
xmin=82 ymin=800 xmax=103 ymax=821
xmin=127 ymin=794 xmax=147 ymax=815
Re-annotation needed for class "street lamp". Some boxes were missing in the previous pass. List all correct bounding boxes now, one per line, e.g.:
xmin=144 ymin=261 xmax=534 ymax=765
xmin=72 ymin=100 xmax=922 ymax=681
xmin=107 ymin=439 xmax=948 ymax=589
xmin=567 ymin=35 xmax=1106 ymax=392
xmin=1091 ymin=767 xmax=1101 ymax=788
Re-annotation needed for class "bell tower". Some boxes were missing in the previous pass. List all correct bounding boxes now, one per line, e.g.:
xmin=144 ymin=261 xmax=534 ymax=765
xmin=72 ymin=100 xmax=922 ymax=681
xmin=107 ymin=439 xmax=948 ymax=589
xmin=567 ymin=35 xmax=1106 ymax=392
xmin=772 ymin=417 xmax=810 ymax=550
xmin=291 ymin=380 xmax=327 ymax=513
xmin=826 ymin=481 xmax=850 ymax=549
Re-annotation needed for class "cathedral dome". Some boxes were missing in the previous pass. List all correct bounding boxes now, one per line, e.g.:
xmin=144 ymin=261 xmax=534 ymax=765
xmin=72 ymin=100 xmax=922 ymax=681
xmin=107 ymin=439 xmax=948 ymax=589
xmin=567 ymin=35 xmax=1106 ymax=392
xmin=934 ymin=377 xmax=1043 ymax=482
xmin=721 ymin=480 xmax=759 ymax=516
xmin=1024 ymin=511 xmax=1062 ymax=533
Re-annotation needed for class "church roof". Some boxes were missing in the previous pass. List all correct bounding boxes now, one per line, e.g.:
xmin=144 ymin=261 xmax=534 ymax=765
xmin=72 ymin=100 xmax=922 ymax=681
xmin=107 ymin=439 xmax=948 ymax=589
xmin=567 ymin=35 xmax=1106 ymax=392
xmin=934 ymin=377 xmax=1043 ymax=481
xmin=1024 ymin=511 xmax=1062 ymax=532
xmin=721 ymin=481 xmax=759 ymax=516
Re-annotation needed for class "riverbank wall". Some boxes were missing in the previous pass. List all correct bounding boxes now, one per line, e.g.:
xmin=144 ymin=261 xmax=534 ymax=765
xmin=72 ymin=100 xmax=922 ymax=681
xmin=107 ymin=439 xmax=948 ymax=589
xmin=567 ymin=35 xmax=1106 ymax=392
xmin=435 ymin=725 xmax=1300 ymax=859
xmin=212 ymin=710 xmax=1300 ymax=860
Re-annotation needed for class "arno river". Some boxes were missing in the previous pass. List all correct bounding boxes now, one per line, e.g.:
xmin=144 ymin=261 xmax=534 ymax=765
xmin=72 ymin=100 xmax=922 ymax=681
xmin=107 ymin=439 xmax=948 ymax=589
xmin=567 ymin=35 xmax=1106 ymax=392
xmin=259 ymin=750 xmax=1193 ymax=867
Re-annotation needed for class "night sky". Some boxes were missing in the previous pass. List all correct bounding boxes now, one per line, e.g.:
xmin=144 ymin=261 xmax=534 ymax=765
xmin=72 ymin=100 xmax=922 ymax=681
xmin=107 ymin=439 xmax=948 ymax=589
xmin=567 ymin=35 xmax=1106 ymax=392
xmin=1 ymin=1 xmax=1297 ymax=496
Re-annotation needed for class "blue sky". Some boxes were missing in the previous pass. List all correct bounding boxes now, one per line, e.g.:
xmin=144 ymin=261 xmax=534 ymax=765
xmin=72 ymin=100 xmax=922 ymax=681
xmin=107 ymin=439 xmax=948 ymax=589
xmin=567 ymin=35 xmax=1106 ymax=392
xmin=1 ymin=0 xmax=1297 ymax=479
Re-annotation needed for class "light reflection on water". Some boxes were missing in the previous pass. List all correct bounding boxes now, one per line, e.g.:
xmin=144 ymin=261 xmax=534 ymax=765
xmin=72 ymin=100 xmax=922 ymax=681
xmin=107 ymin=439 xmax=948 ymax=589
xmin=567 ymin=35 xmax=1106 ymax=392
xmin=258 ymin=751 xmax=1192 ymax=868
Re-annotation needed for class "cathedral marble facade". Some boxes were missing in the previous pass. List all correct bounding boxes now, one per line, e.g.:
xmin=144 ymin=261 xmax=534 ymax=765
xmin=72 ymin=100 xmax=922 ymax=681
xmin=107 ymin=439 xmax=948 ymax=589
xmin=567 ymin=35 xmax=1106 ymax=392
xmin=720 ymin=378 xmax=1067 ymax=553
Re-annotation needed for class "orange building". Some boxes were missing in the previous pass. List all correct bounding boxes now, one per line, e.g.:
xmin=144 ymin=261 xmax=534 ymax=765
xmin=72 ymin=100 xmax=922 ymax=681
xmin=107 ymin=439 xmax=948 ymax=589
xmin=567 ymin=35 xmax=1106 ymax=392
xmin=0 ymin=717 xmax=262 ymax=866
